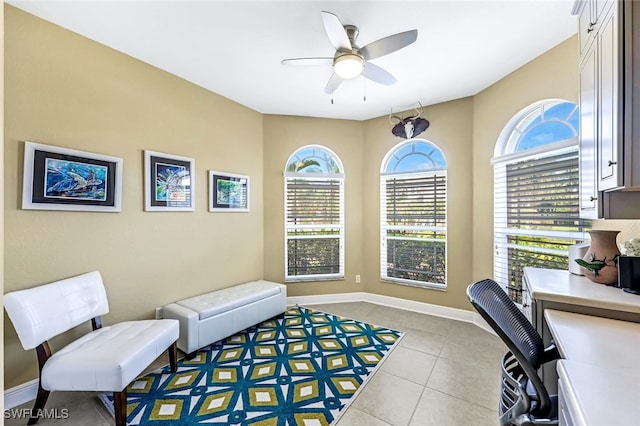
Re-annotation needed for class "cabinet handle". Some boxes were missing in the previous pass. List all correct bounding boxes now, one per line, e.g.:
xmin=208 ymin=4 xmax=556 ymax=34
xmin=587 ymin=22 xmax=595 ymax=33
xmin=608 ymin=160 xmax=617 ymax=167
xmin=522 ymin=303 xmax=530 ymax=308
xmin=590 ymin=196 xmax=598 ymax=202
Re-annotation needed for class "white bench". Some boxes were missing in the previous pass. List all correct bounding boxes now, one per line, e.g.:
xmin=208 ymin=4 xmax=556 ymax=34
xmin=162 ymin=280 xmax=287 ymax=358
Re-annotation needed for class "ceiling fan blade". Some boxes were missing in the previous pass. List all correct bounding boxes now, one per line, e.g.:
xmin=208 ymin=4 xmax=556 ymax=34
xmin=321 ymin=11 xmax=352 ymax=51
xmin=360 ymin=29 xmax=418 ymax=60
xmin=362 ymin=62 xmax=397 ymax=85
xmin=281 ymin=57 xmax=333 ymax=66
xmin=324 ymin=72 xmax=343 ymax=94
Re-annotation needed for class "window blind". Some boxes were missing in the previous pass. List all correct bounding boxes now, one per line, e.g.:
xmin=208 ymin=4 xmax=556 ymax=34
xmin=494 ymin=147 xmax=590 ymax=303
xmin=285 ymin=177 xmax=344 ymax=281
xmin=381 ymin=172 xmax=447 ymax=287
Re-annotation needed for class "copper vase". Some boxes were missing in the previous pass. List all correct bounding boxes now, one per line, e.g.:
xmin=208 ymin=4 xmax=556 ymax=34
xmin=580 ymin=230 xmax=621 ymax=285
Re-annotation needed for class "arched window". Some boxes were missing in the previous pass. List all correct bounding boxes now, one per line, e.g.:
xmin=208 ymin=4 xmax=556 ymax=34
xmin=380 ymin=139 xmax=447 ymax=289
xmin=284 ymin=145 xmax=344 ymax=281
xmin=493 ymin=100 xmax=590 ymax=303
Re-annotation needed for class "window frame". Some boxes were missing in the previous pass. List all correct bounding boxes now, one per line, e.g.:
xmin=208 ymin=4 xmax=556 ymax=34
xmin=284 ymin=145 xmax=345 ymax=282
xmin=493 ymin=100 xmax=590 ymax=303
xmin=380 ymin=139 xmax=448 ymax=290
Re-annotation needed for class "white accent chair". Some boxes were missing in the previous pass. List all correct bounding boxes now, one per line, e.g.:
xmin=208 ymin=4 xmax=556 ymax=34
xmin=4 ymin=271 xmax=179 ymax=426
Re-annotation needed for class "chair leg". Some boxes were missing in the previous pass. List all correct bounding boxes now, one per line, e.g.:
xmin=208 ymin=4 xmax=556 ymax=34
xmin=168 ymin=341 xmax=178 ymax=373
xmin=27 ymin=382 xmax=50 ymax=425
xmin=113 ymin=389 xmax=127 ymax=426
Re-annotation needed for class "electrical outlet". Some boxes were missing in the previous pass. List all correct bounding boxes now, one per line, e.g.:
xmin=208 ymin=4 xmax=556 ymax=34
xmin=355 ymin=275 xmax=361 ymax=283
xmin=155 ymin=307 xmax=163 ymax=319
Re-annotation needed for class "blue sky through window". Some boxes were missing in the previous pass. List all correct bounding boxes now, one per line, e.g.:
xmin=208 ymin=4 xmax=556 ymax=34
xmin=515 ymin=101 xmax=579 ymax=152
xmin=384 ymin=140 xmax=446 ymax=173
xmin=285 ymin=146 xmax=341 ymax=173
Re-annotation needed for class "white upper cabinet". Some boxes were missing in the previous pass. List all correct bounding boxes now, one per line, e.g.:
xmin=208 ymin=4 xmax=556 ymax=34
xmin=577 ymin=0 xmax=615 ymax=56
xmin=578 ymin=39 xmax=599 ymax=217
xmin=575 ymin=0 xmax=640 ymax=218
xmin=595 ymin=4 xmax=621 ymax=191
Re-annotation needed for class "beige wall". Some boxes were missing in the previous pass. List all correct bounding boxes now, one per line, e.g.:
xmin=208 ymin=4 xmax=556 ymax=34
xmin=263 ymin=116 xmax=365 ymax=296
xmin=264 ymin=34 xmax=640 ymax=311
xmin=4 ymin=6 xmax=264 ymax=388
xmin=471 ymin=34 xmax=640 ymax=279
xmin=362 ymin=98 xmax=475 ymax=310
xmin=6 ymin=7 xmax=640 ymax=393
xmin=592 ymin=219 xmax=640 ymax=244
xmin=262 ymin=100 xmax=474 ymax=311
xmin=472 ymin=36 xmax=580 ymax=281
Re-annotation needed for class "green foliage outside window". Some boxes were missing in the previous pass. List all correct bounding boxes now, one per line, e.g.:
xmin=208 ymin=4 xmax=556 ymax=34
xmin=386 ymin=236 xmax=446 ymax=284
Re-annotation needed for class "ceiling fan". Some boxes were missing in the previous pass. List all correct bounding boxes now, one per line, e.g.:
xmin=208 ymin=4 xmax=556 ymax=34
xmin=281 ymin=11 xmax=418 ymax=94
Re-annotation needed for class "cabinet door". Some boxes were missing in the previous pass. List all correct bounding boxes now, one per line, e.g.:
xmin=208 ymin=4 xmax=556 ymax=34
xmin=594 ymin=0 xmax=615 ymax=26
xmin=579 ymin=43 xmax=599 ymax=217
xmin=578 ymin=0 xmax=595 ymax=56
xmin=597 ymin=6 xmax=622 ymax=191
xmin=558 ymin=379 xmax=576 ymax=426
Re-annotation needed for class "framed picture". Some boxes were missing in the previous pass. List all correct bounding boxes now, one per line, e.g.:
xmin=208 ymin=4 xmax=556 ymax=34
xmin=209 ymin=171 xmax=250 ymax=212
xmin=22 ymin=141 xmax=123 ymax=212
xmin=144 ymin=150 xmax=195 ymax=211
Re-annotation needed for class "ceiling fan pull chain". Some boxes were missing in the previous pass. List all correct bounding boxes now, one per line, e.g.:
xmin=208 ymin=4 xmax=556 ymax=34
xmin=363 ymin=79 xmax=367 ymax=102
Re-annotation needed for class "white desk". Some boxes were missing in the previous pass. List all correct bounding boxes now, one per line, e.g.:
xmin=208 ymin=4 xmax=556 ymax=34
xmin=556 ymin=361 xmax=640 ymax=426
xmin=523 ymin=268 xmax=640 ymax=391
xmin=545 ymin=310 xmax=640 ymax=426
xmin=526 ymin=268 xmax=640 ymax=314
xmin=544 ymin=309 xmax=640 ymax=368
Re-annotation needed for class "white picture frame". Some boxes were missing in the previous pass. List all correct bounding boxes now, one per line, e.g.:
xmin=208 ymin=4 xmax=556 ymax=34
xmin=209 ymin=171 xmax=250 ymax=212
xmin=144 ymin=150 xmax=195 ymax=212
xmin=22 ymin=141 xmax=123 ymax=212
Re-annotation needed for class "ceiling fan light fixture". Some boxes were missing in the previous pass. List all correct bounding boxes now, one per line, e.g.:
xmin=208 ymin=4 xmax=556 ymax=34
xmin=334 ymin=53 xmax=364 ymax=79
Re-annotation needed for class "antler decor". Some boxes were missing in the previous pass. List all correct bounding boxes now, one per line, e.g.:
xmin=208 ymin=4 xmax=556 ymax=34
xmin=389 ymin=102 xmax=430 ymax=139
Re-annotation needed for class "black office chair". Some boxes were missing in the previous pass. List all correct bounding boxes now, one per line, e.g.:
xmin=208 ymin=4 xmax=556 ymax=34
xmin=467 ymin=279 xmax=560 ymax=426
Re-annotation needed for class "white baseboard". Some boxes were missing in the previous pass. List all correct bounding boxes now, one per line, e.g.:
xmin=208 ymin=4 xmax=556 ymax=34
xmin=5 ymin=292 xmax=493 ymax=409
xmin=4 ymin=379 xmax=38 ymax=411
xmin=289 ymin=291 xmax=495 ymax=333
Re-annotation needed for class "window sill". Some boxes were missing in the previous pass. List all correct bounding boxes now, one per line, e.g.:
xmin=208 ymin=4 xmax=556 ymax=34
xmin=285 ymin=276 xmax=345 ymax=283
xmin=381 ymin=278 xmax=447 ymax=292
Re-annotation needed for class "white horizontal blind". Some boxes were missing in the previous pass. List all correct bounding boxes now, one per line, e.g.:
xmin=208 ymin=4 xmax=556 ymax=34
xmin=285 ymin=177 xmax=344 ymax=281
xmin=381 ymin=171 xmax=447 ymax=288
xmin=494 ymin=147 xmax=590 ymax=303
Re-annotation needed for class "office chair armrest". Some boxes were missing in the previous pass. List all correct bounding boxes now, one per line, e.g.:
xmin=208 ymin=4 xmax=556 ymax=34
xmin=540 ymin=344 xmax=560 ymax=364
xmin=515 ymin=413 xmax=558 ymax=426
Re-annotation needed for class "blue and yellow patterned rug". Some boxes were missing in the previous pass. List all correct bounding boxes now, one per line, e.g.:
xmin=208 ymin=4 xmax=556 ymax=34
xmin=100 ymin=306 xmax=403 ymax=425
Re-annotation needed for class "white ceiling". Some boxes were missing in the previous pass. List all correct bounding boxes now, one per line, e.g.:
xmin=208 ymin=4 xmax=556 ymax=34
xmin=8 ymin=1 xmax=578 ymax=121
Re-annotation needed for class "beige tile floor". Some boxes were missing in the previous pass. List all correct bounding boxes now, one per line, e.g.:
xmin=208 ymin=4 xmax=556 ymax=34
xmin=5 ymin=302 xmax=505 ymax=426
